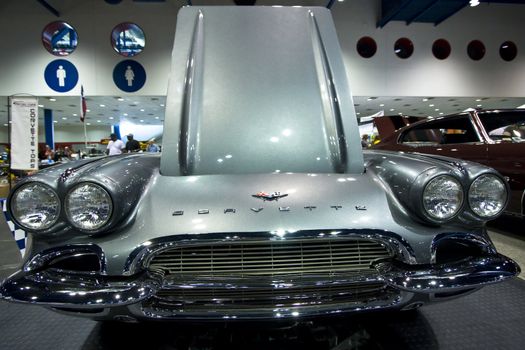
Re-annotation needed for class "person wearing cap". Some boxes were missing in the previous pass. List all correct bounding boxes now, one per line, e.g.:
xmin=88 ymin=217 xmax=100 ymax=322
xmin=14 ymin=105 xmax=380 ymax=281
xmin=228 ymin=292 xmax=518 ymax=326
xmin=125 ymin=133 xmax=141 ymax=153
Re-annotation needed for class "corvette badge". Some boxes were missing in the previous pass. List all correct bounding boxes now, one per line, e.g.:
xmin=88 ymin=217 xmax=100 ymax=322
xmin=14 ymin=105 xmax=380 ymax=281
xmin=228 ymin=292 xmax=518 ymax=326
xmin=252 ymin=191 xmax=288 ymax=201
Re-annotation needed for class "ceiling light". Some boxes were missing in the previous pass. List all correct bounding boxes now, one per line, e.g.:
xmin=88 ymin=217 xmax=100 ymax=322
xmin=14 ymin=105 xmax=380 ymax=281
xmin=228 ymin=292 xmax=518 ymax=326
xmin=517 ymin=104 xmax=525 ymax=109
xmin=477 ymin=104 xmax=482 ymax=107
xmin=356 ymin=112 xmax=360 ymax=115
xmin=73 ymin=113 xmax=77 ymax=116
xmin=155 ymin=116 xmax=160 ymax=119
xmin=38 ymin=104 xmax=44 ymax=108
xmin=87 ymin=123 xmax=91 ymax=126
xmin=140 ymin=109 xmax=145 ymax=112
xmin=160 ymin=104 xmax=165 ymax=107
xmin=435 ymin=108 xmax=439 ymax=111
xmin=439 ymin=112 xmax=444 ymax=115
xmin=123 ymin=113 xmax=128 ymax=116
xmin=470 ymin=0 xmax=480 ymax=7
xmin=99 ymin=104 xmax=105 ymax=107
xmin=109 ymin=117 xmax=114 ymax=120
xmin=53 ymin=120 xmax=58 ymax=123
xmin=140 ymin=120 xmax=144 ymax=122
xmin=389 ymin=108 xmax=395 ymax=111
xmin=429 ymin=104 xmax=434 ymax=107
xmin=97 ymin=120 xmax=101 ymax=123
xmin=62 ymin=117 xmax=67 ymax=120
xmin=86 ymin=109 xmax=90 ymax=112
xmin=379 ymin=104 xmax=384 ymax=107
xmin=422 ymin=98 xmax=428 ymax=102
xmin=475 ymin=98 xmax=482 ymax=102
xmin=118 ymin=98 xmax=124 ymax=101
xmin=49 ymin=98 xmax=56 ymax=102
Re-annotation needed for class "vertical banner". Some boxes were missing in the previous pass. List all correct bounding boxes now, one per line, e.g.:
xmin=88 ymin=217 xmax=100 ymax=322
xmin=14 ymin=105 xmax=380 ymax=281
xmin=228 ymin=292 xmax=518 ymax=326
xmin=10 ymin=96 xmax=39 ymax=170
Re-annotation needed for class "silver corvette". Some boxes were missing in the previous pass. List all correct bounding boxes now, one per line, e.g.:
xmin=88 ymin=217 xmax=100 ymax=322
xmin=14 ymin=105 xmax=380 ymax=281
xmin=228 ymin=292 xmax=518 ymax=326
xmin=0 ymin=6 xmax=520 ymax=321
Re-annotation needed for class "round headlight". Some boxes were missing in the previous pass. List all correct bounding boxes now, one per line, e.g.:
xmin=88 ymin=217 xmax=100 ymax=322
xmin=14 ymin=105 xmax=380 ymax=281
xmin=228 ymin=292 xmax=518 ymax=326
xmin=65 ymin=183 xmax=113 ymax=231
xmin=11 ymin=183 xmax=60 ymax=230
xmin=423 ymin=175 xmax=464 ymax=221
xmin=468 ymin=174 xmax=507 ymax=218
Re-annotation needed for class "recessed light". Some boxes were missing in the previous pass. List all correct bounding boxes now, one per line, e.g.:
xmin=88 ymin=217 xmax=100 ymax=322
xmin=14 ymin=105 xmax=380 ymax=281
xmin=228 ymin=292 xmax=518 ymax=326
xmin=53 ymin=120 xmax=58 ymax=123
xmin=3 ymin=124 xmax=7 ymax=127
xmin=109 ymin=117 xmax=114 ymax=120
xmin=73 ymin=113 xmax=77 ymax=116
xmin=87 ymin=123 xmax=91 ymax=126
xmin=475 ymin=99 xmax=482 ymax=102
xmin=389 ymin=108 xmax=395 ymax=111
xmin=422 ymin=98 xmax=428 ymax=102
xmin=160 ymin=104 xmax=165 ymax=107
xmin=429 ymin=104 xmax=434 ymax=107
xmin=379 ymin=104 xmax=384 ymax=107
xmin=38 ymin=104 xmax=44 ymax=108
xmin=99 ymin=104 xmax=105 ymax=107
xmin=140 ymin=109 xmax=145 ymax=112
xmin=86 ymin=109 xmax=90 ymax=112
xmin=123 ymin=113 xmax=128 ymax=116
xmin=118 ymin=98 xmax=124 ymax=101
xmin=439 ymin=112 xmax=444 ymax=115
xmin=155 ymin=116 xmax=160 ymax=119
xmin=477 ymin=104 xmax=482 ymax=107
xmin=356 ymin=112 xmax=360 ymax=115
xmin=435 ymin=108 xmax=439 ymax=111
xmin=97 ymin=120 xmax=101 ymax=122
xmin=62 ymin=117 xmax=67 ymax=120
xmin=49 ymin=98 xmax=56 ymax=102
xmin=140 ymin=120 xmax=144 ymax=122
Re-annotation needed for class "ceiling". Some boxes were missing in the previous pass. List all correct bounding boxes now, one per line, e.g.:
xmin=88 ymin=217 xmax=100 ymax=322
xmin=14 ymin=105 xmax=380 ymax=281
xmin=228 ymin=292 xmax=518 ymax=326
xmin=1 ymin=95 xmax=524 ymax=128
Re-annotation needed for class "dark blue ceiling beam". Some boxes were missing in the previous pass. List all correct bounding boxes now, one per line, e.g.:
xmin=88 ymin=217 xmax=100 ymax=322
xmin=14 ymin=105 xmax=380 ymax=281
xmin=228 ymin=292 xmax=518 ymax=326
xmin=406 ymin=0 xmax=441 ymax=25
xmin=36 ymin=0 xmax=60 ymax=17
xmin=377 ymin=0 xmax=414 ymax=28
xmin=434 ymin=1 xmax=469 ymax=25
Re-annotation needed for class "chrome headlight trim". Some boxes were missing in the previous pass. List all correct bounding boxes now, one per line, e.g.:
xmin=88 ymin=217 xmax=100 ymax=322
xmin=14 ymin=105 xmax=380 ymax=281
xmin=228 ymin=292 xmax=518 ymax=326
xmin=422 ymin=175 xmax=464 ymax=223
xmin=468 ymin=174 xmax=508 ymax=219
xmin=10 ymin=182 xmax=61 ymax=231
xmin=65 ymin=182 xmax=113 ymax=232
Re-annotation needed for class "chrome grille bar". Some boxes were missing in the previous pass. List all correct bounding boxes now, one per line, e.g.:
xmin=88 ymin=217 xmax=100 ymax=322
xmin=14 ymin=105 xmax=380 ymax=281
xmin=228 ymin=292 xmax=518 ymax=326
xmin=148 ymin=238 xmax=392 ymax=277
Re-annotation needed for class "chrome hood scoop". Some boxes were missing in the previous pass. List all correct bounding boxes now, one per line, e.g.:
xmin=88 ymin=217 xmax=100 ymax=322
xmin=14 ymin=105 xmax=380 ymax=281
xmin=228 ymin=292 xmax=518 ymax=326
xmin=160 ymin=6 xmax=363 ymax=176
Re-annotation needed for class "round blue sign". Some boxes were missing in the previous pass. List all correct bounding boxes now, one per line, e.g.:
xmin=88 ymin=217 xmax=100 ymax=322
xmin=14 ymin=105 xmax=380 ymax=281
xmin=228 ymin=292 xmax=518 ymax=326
xmin=44 ymin=59 xmax=78 ymax=92
xmin=113 ymin=60 xmax=146 ymax=92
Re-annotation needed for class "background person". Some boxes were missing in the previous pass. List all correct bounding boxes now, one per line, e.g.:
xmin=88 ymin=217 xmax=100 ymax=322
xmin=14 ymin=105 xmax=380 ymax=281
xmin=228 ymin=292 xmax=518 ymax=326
xmin=125 ymin=133 xmax=140 ymax=153
xmin=106 ymin=133 xmax=125 ymax=155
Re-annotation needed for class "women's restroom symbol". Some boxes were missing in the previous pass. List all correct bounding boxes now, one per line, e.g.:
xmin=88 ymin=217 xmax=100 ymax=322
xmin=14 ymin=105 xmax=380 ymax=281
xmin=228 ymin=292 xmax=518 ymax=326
xmin=113 ymin=60 xmax=146 ymax=92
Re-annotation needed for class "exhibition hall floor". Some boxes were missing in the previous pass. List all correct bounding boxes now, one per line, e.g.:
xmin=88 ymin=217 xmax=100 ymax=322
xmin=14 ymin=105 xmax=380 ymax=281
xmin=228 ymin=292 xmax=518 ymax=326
xmin=0 ymin=215 xmax=524 ymax=350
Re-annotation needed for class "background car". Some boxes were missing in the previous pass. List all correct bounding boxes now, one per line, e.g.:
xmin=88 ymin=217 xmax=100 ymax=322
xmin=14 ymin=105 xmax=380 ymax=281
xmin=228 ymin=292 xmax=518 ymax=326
xmin=374 ymin=109 xmax=525 ymax=218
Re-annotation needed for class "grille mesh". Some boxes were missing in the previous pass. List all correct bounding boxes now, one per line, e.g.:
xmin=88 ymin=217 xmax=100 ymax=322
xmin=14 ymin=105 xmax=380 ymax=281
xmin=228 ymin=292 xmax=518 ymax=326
xmin=148 ymin=238 xmax=392 ymax=277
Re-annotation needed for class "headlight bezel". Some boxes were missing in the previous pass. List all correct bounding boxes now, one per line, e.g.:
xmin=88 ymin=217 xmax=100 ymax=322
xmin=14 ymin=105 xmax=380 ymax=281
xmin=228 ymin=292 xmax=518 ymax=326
xmin=9 ymin=182 xmax=61 ymax=231
xmin=468 ymin=173 xmax=508 ymax=219
xmin=64 ymin=182 xmax=114 ymax=232
xmin=420 ymin=174 xmax=465 ymax=224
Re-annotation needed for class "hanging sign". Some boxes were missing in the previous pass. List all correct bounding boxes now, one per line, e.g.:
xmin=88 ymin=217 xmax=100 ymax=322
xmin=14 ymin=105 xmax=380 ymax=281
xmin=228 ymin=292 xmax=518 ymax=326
xmin=10 ymin=96 xmax=39 ymax=170
xmin=44 ymin=59 xmax=79 ymax=92
xmin=113 ymin=59 xmax=146 ymax=92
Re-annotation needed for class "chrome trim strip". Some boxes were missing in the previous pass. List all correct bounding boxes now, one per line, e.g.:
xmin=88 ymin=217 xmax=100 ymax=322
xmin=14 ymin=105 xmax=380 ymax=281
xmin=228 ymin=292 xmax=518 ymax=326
xmin=430 ymin=232 xmax=496 ymax=264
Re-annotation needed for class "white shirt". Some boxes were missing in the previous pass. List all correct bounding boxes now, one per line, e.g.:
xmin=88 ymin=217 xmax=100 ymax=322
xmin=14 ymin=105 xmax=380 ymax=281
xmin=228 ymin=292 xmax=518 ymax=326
xmin=107 ymin=139 xmax=125 ymax=155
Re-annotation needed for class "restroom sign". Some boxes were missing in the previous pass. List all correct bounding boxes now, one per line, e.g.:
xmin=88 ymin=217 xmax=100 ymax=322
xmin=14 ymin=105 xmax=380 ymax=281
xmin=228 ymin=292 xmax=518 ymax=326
xmin=44 ymin=59 xmax=79 ymax=92
xmin=113 ymin=59 xmax=146 ymax=92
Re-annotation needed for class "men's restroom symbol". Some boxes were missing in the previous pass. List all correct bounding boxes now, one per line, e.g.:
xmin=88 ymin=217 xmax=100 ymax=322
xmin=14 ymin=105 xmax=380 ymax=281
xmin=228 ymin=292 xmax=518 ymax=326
xmin=44 ymin=60 xmax=78 ymax=92
xmin=113 ymin=60 xmax=146 ymax=92
xmin=57 ymin=65 xmax=66 ymax=87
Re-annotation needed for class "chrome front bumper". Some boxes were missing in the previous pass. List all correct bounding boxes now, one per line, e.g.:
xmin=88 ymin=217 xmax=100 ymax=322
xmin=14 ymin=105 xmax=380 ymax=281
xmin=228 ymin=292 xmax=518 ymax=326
xmin=0 ymin=253 xmax=519 ymax=319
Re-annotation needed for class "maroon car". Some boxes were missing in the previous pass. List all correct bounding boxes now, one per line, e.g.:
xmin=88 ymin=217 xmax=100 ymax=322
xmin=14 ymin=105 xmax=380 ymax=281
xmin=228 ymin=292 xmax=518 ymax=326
xmin=374 ymin=109 xmax=525 ymax=217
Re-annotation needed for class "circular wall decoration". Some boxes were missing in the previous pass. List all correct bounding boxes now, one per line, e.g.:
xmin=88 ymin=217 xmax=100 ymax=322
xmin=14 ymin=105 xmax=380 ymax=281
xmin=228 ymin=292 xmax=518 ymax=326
xmin=394 ymin=38 xmax=414 ymax=59
xmin=44 ymin=59 xmax=79 ymax=92
xmin=499 ymin=41 xmax=517 ymax=61
xmin=356 ymin=36 xmax=377 ymax=58
xmin=467 ymin=40 xmax=485 ymax=61
xmin=432 ymin=39 xmax=451 ymax=60
xmin=42 ymin=21 xmax=78 ymax=56
xmin=113 ymin=60 xmax=146 ymax=92
xmin=111 ymin=22 xmax=145 ymax=57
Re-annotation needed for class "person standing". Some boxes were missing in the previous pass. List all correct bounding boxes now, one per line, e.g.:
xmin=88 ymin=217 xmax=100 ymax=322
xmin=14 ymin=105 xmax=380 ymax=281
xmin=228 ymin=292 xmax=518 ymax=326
xmin=146 ymin=139 xmax=159 ymax=153
xmin=106 ymin=133 xmax=125 ymax=155
xmin=125 ymin=133 xmax=141 ymax=153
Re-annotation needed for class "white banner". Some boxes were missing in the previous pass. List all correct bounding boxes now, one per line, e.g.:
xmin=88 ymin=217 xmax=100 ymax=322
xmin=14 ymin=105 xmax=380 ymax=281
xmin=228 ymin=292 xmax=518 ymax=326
xmin=10 ymin=96 xmax=39 ymax=170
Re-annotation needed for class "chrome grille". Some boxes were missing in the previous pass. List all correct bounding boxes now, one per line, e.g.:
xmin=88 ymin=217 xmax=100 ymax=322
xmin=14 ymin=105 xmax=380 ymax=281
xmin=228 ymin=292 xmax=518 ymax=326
xmin=148 ymin=238 xmax=392 ymax=277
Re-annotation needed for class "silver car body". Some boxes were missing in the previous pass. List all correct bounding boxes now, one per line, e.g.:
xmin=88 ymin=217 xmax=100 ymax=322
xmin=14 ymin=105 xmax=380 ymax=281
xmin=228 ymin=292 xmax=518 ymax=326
xmin=0 ymin=6 xmax=520 ymax=321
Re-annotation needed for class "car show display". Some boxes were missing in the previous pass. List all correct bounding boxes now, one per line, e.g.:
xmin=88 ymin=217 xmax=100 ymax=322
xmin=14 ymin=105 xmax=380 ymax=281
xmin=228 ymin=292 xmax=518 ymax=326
xmin=0 ymin=6 xmax=520 ymax=323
